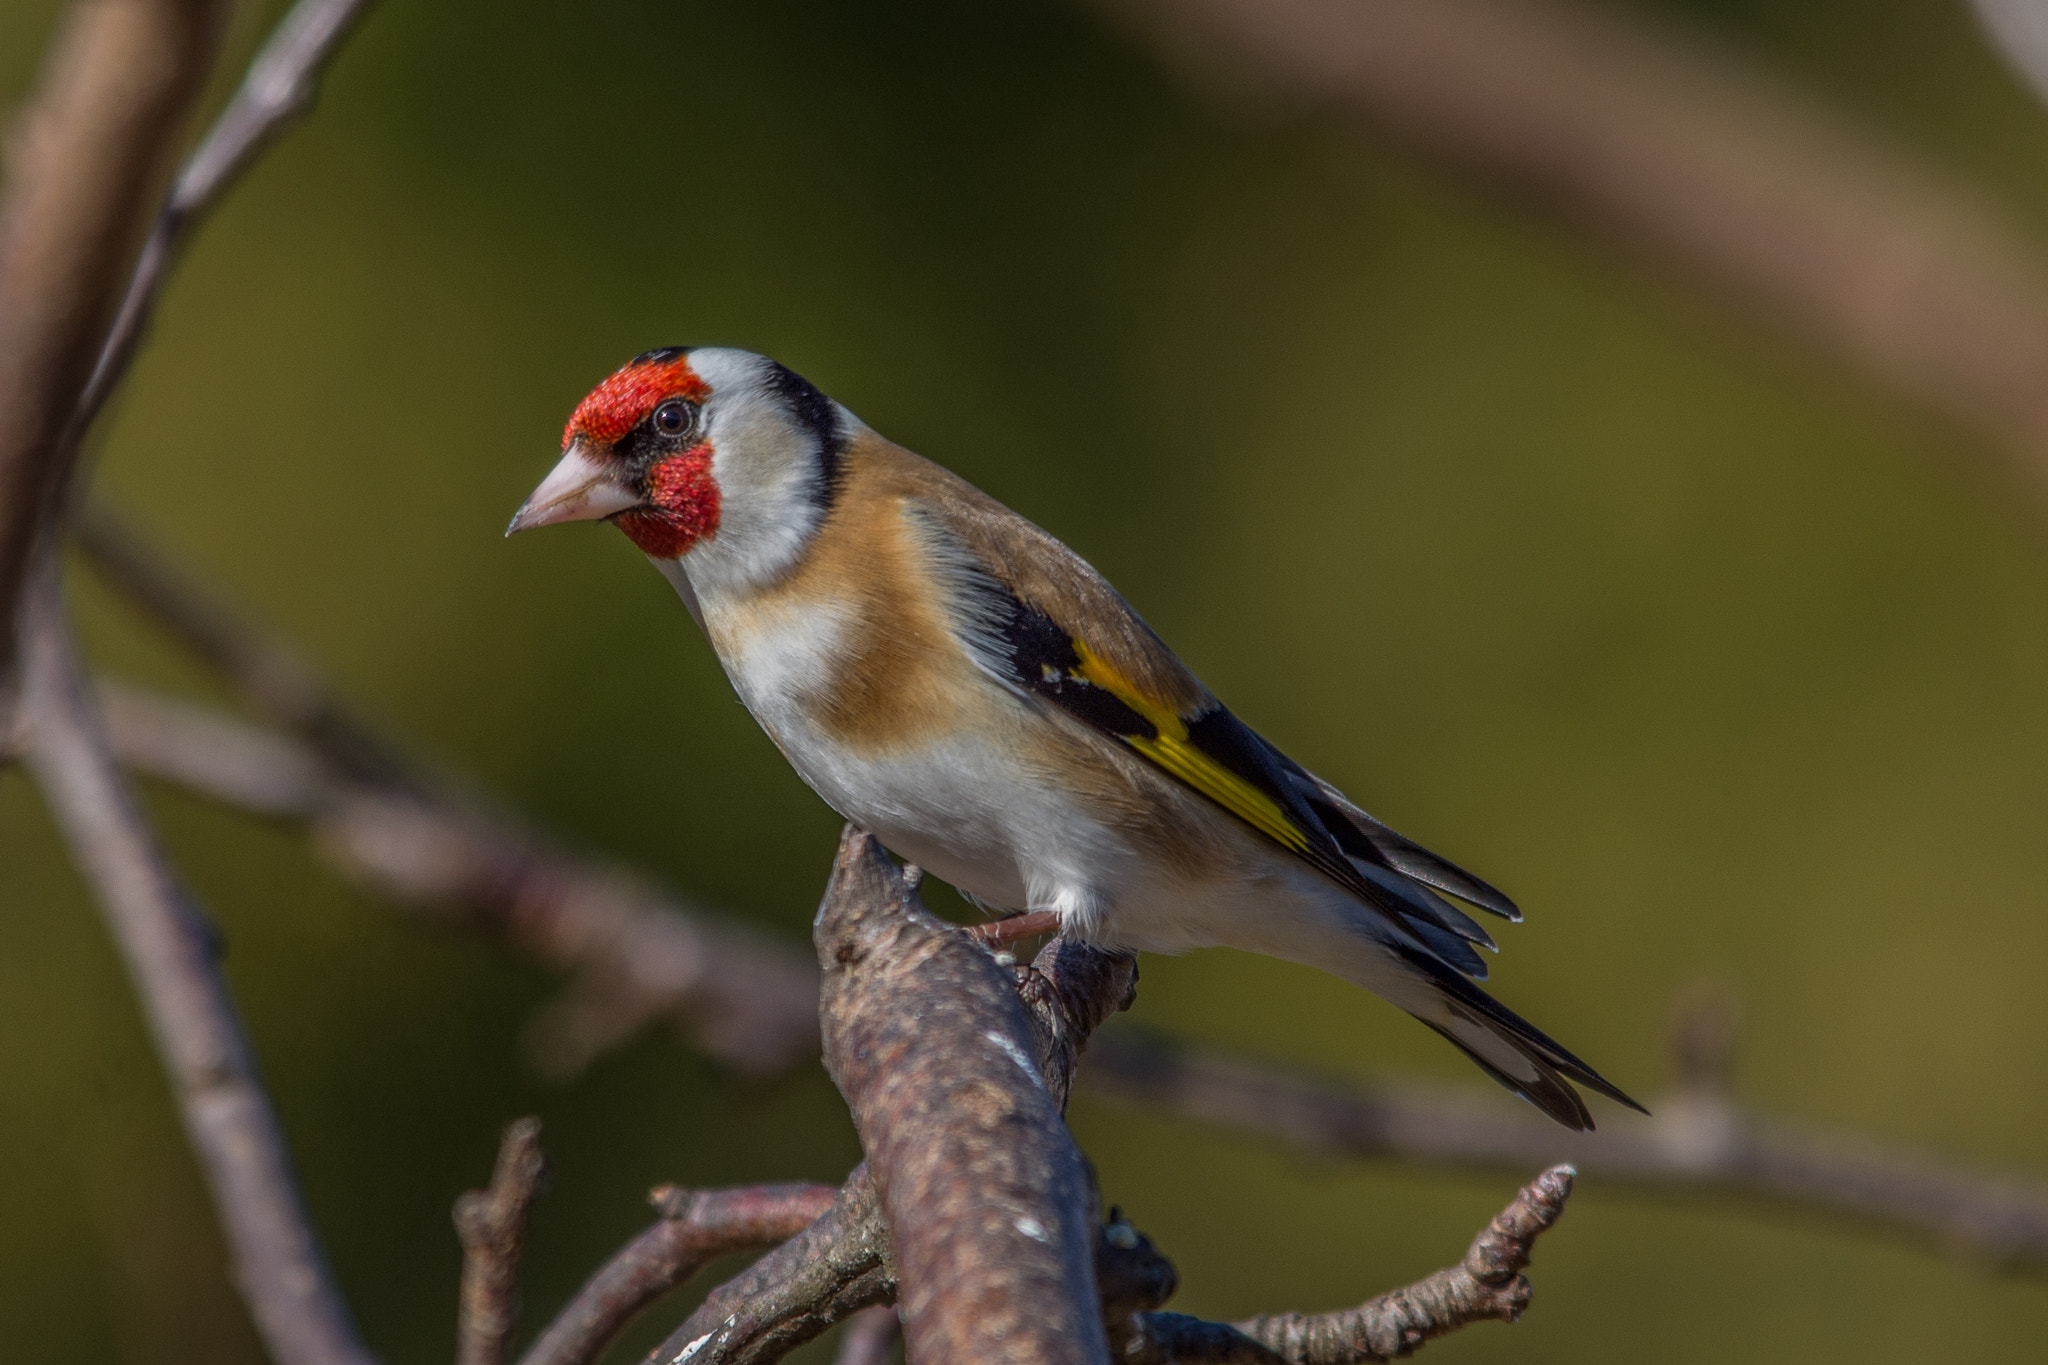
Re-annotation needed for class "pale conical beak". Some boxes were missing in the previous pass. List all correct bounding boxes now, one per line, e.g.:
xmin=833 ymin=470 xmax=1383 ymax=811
xmin=506 ymin=443 xmax=642 ymax=535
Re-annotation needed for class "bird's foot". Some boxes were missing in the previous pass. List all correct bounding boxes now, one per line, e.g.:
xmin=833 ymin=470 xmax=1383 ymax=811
xmin=966 ymin=909 xmax=1063 ymax=950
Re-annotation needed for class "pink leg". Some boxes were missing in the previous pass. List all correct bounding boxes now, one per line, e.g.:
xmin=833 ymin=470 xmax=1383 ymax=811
xmin=966 ymin=910 xmax=1063 ymax=949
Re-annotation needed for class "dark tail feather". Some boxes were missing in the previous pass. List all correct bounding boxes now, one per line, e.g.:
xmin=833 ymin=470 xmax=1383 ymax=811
xmin=1353 ymin=860 xmax=1498 ymax=951
xmin=1297 ymin=774 xmax=1523 ymax=922
xmin=1392 ymin=942 xmax=1649 ymax=1122
xmin=1417 ymin=1016 xmax=1594 ymax=1131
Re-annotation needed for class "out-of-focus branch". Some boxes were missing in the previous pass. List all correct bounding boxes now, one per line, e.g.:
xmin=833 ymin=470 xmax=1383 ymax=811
xmin=79 ymin=519 xmax=823 ymax=1077
xmin=1090 ymin=0 xmax=2048 ymax=506
xmin=1083 ymin=1010 xmax=2048 ymax=1275
xmin=1970 ymin=0 xmax=2048 ymax=117
xmin=17 ymin=574 xmax=375 ymax=1365
xmin=814 ymin=827 xmax=1109 ymax=1364
xmin=826 ymin=1307 xmax=899 ymax=1365
xmin=74 ymin=0 xmax=375 ymax=437
xmin=455 ymin=1118 xmax=548 ymax=1365
xmin=79 ymin=505 xmax=419 ymax=787
xmin=0 ymin=0 xmax=227 ymax=665
xmin=76 ymin=514 xmax=2048 ymax=1279
xmin=1115 ymin=1166 xmax=1573 ymax=1364
xmin=516 ymin=1182 xmax=837 ymax=1365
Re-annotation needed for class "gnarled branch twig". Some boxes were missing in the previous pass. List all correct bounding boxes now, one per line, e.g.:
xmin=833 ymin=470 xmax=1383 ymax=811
xmin=1115 ymin=1166 xmax=1574 ymax=1363
xmin=456 ymin=1117 xmax=549 ymax=1365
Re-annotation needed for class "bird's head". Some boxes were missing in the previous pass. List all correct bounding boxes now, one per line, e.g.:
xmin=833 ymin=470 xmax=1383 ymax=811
xmin=507 ymin=347 xmax=846 ymax=574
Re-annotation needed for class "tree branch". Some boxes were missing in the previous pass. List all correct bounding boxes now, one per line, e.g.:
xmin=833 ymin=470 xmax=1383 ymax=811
xmin=456 ymin=1117 xmax=549 ymax=1365
xmin=87 ymin=668 xmax=2048 ymax=1276
xmin=814 ymin=826 xmax=1109 ymax=1364
xmin=641 ymin=853 xmax=1137 ymax=1365
xmin=644 ymin=1165 xmax=895 ymax=1365
xmin=1969 ymin=0 xmax=2048 ymax=118
xmin=1115 ymin=1167 xmax=1573 ymax=1364
xmin=517 ymin=1182 xmax=837 ymax=1365
xmin=0 ymin=0 xmax=227 ymax=665
xmin=1088 ymin=0 xmax=2048 ymax=505
xmin=17 ymin=572 xmax=375 ymax=1365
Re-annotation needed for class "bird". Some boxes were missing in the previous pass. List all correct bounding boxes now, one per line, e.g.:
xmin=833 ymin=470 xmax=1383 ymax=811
xmin=508 ymin=345 xmax=1641 ymax=1130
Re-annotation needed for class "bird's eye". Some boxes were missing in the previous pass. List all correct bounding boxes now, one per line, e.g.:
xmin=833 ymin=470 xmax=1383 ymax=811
xmin=652 ymin=400 xmax=694 ymax=437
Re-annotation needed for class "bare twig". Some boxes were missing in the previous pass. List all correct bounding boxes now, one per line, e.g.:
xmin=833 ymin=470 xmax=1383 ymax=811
xmin=1115 ymin=1167 xmax=1574 ymax=1364
xmin=517 ymin=1183 xmax=837 ymax=1365
xmin=456 ymin=1118 xmax=549 ymax=1365
xmin=17 ymin=572 xmax=375 ymax=1365
xmin=1089 ymin=0 xmax=2048 ymax=505
xmin=0 ymin=0 xmax=227 ymax=664
xmin=827 ymin=1307 xmax=899 ymax=1365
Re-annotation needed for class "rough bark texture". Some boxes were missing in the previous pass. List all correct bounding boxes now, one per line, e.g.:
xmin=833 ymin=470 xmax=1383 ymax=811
xmin=815 ymin=827 xmax=1109 ymax=1365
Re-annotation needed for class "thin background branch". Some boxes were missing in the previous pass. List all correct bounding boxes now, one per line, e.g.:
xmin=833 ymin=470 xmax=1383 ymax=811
xmin=1970 ymin=0 xmax=2048 ymax=117
xmin=19 ymin=568 xmax=375 ymax=1365
xmin=1090 ymin=0 xmax=2048 ymax=507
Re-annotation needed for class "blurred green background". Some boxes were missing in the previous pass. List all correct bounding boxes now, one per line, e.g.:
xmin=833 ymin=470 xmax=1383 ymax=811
xmin=6 ymin=0 xmax=2048 ymax=1359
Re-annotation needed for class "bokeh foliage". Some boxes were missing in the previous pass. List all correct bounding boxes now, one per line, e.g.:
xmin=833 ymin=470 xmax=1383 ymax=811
xmin=5 ymin=0 xmax=2048 ymax=1359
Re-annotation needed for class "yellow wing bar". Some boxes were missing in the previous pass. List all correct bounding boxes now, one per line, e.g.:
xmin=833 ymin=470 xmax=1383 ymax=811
xmin=1070 ymin=642 xmax=1313 ymax=855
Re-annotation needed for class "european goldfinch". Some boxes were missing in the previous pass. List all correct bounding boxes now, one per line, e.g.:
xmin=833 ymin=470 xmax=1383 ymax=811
xmin=509 ymin=347 xmax=1640 ymax=1130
